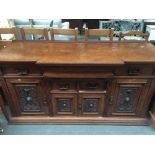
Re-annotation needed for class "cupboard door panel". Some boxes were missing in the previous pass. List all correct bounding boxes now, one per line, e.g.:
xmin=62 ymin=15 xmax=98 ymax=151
xmin=15 ymin=85 xmax=41 ymax=112
xmin=79 ymin=93 xmax=105 ymax=116
xmin=108 ymin=79 xmax=151 ymax=116
xmin=6 ymin=78 xmax=49 ymax=116
xmin=52 ymin=93 xmax=77 ymax=116
xmin=113 ymin=85 xmax=142 ymax=115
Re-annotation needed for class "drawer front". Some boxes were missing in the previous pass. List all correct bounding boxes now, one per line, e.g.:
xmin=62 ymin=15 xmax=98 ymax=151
xmin=115 ymin=66 xmax=154 ymax=76
xmin=51 ymin=93 xmax=77 ymax=116
xmin=79 ymin=80 xmax=106 ymax=91
xmin=2 ymin=65 xmax=42 ymax=76
xmin=52 ymin=79 xmax=76 ymax=91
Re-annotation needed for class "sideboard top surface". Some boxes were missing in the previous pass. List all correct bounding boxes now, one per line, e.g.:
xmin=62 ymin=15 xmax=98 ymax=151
xmin=0 ymin=41 xmax=155 ymax=65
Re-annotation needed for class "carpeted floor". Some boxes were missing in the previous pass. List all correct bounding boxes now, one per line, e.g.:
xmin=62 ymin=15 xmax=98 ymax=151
xmin=0 ymin=113 xmax=155 ymax=135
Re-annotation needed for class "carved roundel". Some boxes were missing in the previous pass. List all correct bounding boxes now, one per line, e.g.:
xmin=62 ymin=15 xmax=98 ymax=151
xmin=16 ymin=85 xmax=41 ymax=112
xmin=58 ymin=99 xmax=72 ymax=112
xmin=84 ymin=99 xmax=98 ymax=112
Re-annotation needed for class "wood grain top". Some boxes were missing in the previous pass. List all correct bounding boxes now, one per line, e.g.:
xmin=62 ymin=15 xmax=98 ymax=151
xmin=0 ymin=41 xmax=155 ymax=65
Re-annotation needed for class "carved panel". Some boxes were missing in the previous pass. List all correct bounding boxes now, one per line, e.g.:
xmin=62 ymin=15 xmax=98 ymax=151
xmin=84 ymin=99 xmax=98 ymax=112
xmin=115 ymin=87 xmax=139 ymax=113
xmin=58 ymin=99 xmax=71 ymax=112
xmin=16 ymin=85 xmax=41 ymax=112
xmin=52 ymin=93 xmax=77 ymax=116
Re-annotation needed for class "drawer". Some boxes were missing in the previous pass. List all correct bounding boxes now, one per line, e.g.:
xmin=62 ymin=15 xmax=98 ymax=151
xmin=79 ymin=80 xmax=106 ymax=91
xmin=115 ymin=66 xmax=154 ymax=76
xmin=52 ymin=79 xmax=77 ymax=91
xmin=2 ymin=65 xmax=42 ymax=76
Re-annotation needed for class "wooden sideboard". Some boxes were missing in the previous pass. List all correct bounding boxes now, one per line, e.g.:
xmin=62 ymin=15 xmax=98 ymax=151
xmin=0 ymin=41 xmax=155 ymax=125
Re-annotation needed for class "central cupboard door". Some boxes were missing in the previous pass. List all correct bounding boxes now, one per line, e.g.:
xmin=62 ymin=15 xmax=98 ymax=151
xmin=51 ymin=92 xmax=105 ymax=116
xmin=51 ymin=93 xmax=77 ymax=116
xmin=78 ymin=79 xmax=107 ymax=116
xmin=78 ymin=92 xmax=105 ymax=116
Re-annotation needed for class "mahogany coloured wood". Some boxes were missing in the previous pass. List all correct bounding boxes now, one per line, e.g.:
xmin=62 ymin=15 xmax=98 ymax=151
xmin=0 ymin=41 xmax=155 ymax=125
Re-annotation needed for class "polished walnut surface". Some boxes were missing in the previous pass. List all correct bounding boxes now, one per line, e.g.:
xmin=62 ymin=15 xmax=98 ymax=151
xmin=0 ymin=41 xmax=155 ymax=65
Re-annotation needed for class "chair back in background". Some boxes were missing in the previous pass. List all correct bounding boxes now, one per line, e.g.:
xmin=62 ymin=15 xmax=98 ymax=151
xmin=20 ymin=28 xmax=49 ymax=40
xmin=50 ymin=28 xmax=78 ymax=41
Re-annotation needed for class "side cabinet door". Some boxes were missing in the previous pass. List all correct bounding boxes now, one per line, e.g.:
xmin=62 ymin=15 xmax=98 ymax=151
xmin=107 ymin=79 xmax=151 ymax=116
xmin=6 ymin=77 xmax=49 ymax=116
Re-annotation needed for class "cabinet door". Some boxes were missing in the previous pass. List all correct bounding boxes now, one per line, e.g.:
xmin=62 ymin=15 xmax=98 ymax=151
xmin=107 ymin=79 xmax=151 ymax=116
xmin=51 ymin=93 xmax=77 ymax=116
xmin=6 ymin=77 xmax=50 ymax=116
xmin=79 ymin=93 xmax=105 ymax=116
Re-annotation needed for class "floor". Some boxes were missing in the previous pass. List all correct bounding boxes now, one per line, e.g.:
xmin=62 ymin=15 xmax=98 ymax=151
xmin=0 ymin=113 xmax=155 ymax=135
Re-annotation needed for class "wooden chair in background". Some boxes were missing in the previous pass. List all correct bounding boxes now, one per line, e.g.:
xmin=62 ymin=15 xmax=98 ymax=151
xmin=20 ymin=28 xmax=49 ymax=40
xmin=0 ymin=27 xmax=19 ymax=40
xmin=119 ymin=31 xmax=149 ymax=42
xmin=85 ymin=28 xmax=114 ymax=41
xmin=0 ymin=27 xmax=19 ymax=49
xmin=50 ymin=28 xmax=78 ymax=41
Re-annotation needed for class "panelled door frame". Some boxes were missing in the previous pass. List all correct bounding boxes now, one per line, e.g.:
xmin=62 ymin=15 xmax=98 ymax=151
xmin=78 ymin=92 xmax=105 ymax=116
xmin=5 ymin=77 xmax=49 ymax=116
xmin=107 ymin=78 xmax=152 ymax=116
xmin=51 ymin=92 xmax=77 ymax=116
